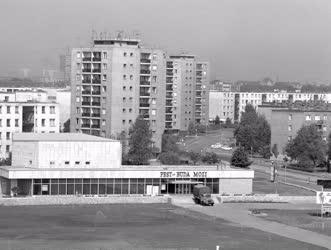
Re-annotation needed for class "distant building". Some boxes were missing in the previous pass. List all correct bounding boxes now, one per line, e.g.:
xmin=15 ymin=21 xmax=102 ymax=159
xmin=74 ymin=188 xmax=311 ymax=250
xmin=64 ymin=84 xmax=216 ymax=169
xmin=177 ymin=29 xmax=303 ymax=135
xmin=258 ymin=101 xmax=331 ymax=156
xmin=209 ymin=90 xmax=331 ymax=123
xmin=0 ymin=93 xmax=59 ymax=159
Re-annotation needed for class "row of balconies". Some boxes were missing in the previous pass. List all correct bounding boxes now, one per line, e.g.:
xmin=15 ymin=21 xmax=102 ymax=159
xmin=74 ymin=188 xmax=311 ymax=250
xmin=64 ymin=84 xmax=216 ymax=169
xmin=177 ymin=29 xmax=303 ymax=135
xmin=82 ymin=52 xmax=101 ymax=61
xmin=82 ymin=91 xmax=101 ymax=95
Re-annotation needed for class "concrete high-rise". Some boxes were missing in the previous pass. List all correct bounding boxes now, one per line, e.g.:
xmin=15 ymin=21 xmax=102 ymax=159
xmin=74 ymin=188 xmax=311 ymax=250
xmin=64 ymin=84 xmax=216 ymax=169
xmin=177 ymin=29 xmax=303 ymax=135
xmin=164 ymin=55 xmax=209 ymax=132
xmin=70 ymin=38 xmax=166 ymax=149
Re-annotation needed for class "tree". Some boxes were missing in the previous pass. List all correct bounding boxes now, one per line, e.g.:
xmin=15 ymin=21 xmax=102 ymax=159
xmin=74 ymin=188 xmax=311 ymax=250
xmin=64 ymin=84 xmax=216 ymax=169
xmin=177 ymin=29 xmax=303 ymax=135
xmin=234 ymin=104 xmax=271 ymax=156
xmin=196 ymin=123 xmax=206 ymax=134
xmin=201 ymin=152 xmax=219 ymax=164
xmin=161 ymin=134 xmax=179 ymax=153
xmin=188 ymin=121 xmax=196 ymax=135
xmin=159 ymin=151 xmax=181 ymax=165
xmin=225 ymin=117 xmax=232 ymax=128
xmin=231 ymin=147 xmax=252 ymax=168
xmin=272 ymin=144 xmax=279 ymax=159
xmin=127 ymin=117 xmax=153 ymax=165
xmin=285 ymin=124 xmax=326 ymax=169
xmin=327 ymin=132 xmax=331 ymax=173
xmin=188 ymin=151 xmax=202 ymax=165
xmin=63 ymin=119 xmax=70 ymax=133
xmin=215 ymin=115 xmax=220 ymax=125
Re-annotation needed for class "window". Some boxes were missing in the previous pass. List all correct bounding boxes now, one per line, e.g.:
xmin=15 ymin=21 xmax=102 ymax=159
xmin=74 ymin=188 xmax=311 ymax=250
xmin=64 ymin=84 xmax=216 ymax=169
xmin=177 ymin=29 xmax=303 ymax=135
xmin=130 ymin=52 xmax=133 ymax=57
xmin=123 ymin=75 xmax=127 ymax=80
xmin=151 ymin=109 xmax=156 ymax=116
xmin=102 ymin=86 xmax=107 ymax=92
xmin=6 ymin=132 xmax=10 ymax=140
xmin=50 ymin=161 xmax=55 ymax=166
xmin=50 ymin=119 xmax=55 ymax=127
xmin=122 ymin=120 xmax=126 ymax=125
xmin=130 ymin=75 xmax=133 ymax=80
xmin=15 ymin=106 xmax=19 ymax=114
xmin=6 ymin=145 xmax=10 ymax=152
xmin=103 ymin=63 xmax=107 ymax=70
xmin=152 ymin=87 xmax=157 ymax=94
xmin=152 ymin=65 xmax=157 ymax=71
xmin=50 ymin=106 xmax=55 ymax=114
xmin=65 ymin=161 xmax=70 ymax=165
xmin=102 ymin=74 xmax=107 ymax=81
xmin=103 ymin=52 xmax=107 ymax=59
xmin=323 ymin=137 xmax=327 ymax=141
xmin=123 ymin=97 xmax=126 ymax=102
xmin=129 ymin=108 xmax=132 ymax=113
xmin=129 ymin=119 xmax=132 ymax=124
xmin=324 ymin=115 xmax=327 ymax=120
xmin=305 ymin=115 xmax=311 ymax=121
xmin=42 ymin=106 xmax=45 ymax=114
xmin=102 ymin=109 xmax=106 ymax=115
xmin=76 ymin=97 xmax=80 ymax=102
xmin=77 ymin=52 xmax=81 ymax=58
xmin=123 ymin=86 xmax=126 ymax=91
xmin=41 ymin=119 xmax=45 ymax=127
xmin=288 ymin=125 xmax=292 ymax=131
xmin=123 ymin=64 xmax=127 ymax=68
xmin=76 ymin=63 xmax=81 ymax=69
xmin=122 ymin=108 xmax=126 ymax=113
xmin=76 ymin=74 xmax=81 ymax=81
xmin=6 ymin=119 xmax=10 ymax=127
xmin=86 ymin=161 xmax=90 ymax=165
xmin=151 ymin=98 xmax=156 ymax=105
xmin=102 ymin=120 xmax=106 ymax=126
xmin=15 ymin=119 xmax=19 ymax=127
xmin=123 ymin=52 xmax=127 ymax=57
xmin=315 ymin=115 xmax=320 ymax=121
xmin=6 ymin=106 xmax=10 ymax=114
xmin=75 ymin=161 xmax=80 ymax=165
xmin=323 ymin=125 xmax=327 ymax=132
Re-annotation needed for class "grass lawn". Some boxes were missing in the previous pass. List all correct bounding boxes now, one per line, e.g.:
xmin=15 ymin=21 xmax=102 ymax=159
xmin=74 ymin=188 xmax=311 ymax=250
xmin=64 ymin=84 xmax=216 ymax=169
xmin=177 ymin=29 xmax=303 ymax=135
xmin=0 ymin=204 xmax=325 ymax=249
xmin=253 ymin=173 xmax=315 ymax=196
xmin=256 ymin=209 xmax=331 ymax=237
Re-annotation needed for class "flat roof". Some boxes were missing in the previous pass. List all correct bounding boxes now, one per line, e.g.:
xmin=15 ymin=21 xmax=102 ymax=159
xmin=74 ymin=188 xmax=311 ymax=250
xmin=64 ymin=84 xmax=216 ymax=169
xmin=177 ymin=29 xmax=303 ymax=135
xmin=12 ymin=133 xmax=118 ymax=142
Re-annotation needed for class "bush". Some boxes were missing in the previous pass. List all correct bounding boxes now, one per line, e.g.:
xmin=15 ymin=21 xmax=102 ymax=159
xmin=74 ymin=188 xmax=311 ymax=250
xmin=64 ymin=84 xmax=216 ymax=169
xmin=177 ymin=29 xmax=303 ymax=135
xmin=188 ymin=151 xmax=202 ymax=165
xmin=201 ymin=152 xmax=219 ymax=164
xmin=231 ymin=147 xmax=252 ymax=168
xmin=159 ymin=152 xmax=181 ymax=165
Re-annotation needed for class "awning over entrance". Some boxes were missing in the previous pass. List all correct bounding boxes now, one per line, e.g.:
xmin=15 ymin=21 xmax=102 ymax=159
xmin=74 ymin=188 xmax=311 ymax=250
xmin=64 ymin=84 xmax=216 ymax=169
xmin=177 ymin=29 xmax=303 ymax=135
xmin=168 ymin=180 xmax=203 ymax=184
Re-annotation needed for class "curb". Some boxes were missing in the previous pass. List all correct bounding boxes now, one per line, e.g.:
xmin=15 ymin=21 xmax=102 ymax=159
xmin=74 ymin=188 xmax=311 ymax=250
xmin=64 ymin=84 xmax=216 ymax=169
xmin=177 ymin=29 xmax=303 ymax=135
xmin=278 ymin=181 xmax=317 ymax=193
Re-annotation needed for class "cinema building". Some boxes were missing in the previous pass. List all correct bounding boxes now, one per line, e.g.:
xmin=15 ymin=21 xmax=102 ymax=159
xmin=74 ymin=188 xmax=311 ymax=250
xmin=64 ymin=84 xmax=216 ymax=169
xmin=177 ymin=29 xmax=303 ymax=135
xmin=0 ymin=133 xmax=254 ymax=196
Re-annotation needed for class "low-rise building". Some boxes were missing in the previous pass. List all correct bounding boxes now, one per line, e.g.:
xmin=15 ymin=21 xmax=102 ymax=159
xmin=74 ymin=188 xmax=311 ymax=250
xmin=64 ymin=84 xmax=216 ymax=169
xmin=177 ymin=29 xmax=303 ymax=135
xmin=0 ymin=133 xmax=254 ymax=196
xmin=258 ymin=101 xmax=331 ymax=156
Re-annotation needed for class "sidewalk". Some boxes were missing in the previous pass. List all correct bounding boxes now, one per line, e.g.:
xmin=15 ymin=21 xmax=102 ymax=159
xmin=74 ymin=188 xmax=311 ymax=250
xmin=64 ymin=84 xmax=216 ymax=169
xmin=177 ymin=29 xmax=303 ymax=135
xmin=178 ymin=203 xmax=331 ymax=249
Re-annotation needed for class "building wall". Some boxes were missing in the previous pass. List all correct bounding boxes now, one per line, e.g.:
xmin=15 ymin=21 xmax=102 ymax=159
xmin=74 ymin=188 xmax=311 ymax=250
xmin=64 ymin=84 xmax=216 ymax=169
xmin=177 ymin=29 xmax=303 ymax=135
xmin=219 ymin=178 xmax=252 ymax=195
xmin=0 ymin=103 xmax=59 ymax=159
xmin=258 ymin=107 xmax=331 ymax=156
xmin=209 ymin=90 xmax=331 ymax=122
xmin=12 ymin=140 xmax=122 ymax=169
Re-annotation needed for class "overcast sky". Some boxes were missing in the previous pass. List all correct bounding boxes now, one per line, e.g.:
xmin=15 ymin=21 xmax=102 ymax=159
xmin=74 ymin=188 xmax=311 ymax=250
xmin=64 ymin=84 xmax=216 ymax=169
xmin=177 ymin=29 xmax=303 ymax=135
xmin=1 ymin=0 xmax=331 ymax=82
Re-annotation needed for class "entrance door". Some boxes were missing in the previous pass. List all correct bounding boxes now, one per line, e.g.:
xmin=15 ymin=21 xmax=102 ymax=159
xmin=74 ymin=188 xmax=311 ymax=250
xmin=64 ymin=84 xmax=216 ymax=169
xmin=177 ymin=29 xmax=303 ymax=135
xmin=175 ymin=184 xmax=191 ymax=194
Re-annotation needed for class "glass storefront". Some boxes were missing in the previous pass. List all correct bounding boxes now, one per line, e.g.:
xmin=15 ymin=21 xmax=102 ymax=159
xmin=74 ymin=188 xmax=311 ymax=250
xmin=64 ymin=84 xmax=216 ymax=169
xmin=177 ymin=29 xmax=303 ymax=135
xmin=32 ymin=178 xmax=219 ymax=195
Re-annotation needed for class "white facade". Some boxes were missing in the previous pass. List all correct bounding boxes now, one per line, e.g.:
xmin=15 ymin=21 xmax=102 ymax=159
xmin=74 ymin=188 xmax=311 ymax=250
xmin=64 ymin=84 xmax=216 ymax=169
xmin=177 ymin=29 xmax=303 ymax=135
xmin=0 ymin=103 xmax=59 ymax=159
xmin=209 ymin=90 xmax=331 ymax=122
xmin=12 ymin=133 xmax=121 ymax=169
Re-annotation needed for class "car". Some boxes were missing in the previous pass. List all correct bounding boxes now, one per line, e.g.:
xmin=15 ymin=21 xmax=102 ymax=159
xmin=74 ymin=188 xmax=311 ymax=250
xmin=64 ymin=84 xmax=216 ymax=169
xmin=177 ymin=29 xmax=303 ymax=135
xmin=221 ymin=146 xmax=232 ymax=151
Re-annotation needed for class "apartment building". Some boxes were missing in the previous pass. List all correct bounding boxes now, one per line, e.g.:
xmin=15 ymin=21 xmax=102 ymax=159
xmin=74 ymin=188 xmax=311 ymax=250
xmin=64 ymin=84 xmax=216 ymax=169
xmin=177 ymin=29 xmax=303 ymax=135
xmin=209 ymin=90 xmax=331 ymax=123
xmin=258 ymin=102 xmax=331 ymax=156
xmin=70 ymin=38 xmax=166 ymax=149
xmin=0 ymin=93 xmax=59 ymax=159
xmin=164 ymin=55 xmax=209 ymax=132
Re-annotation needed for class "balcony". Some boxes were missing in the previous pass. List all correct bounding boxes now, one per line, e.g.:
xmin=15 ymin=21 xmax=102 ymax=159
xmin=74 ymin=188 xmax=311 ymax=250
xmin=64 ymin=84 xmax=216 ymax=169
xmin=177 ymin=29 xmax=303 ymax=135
xmin=140 ymin=91 xmax=150 ymax=97
xmin=140 ymin=59 xmax=151 ymax=64
xmin=165 ymin=107 xmax=172 ymax=114
xmin=140 ymin=81 xmax=150 ymax=86
xmin=91 ymin=102 xmax=101 ymax=106
xmin=140 ymin=70 xmax=151 ymax=75
xmin=166 ymin=86 xmax=173 ymax=91
xmin=82 ymin=113 xmax=91 ymax=117
xmin=92 ymin=68 xmax=101 ymax=73
xmin=82 ymin=75 xmax=91 ymax=83
xmin=92 ymin=91 xmax=101 ymax=95
xmin=166 ymin=77 xmax=173 ymax=84
xmin=81 ymin=124 xmax=90 ymax=128
xmin=91 ymin=124 xmax=100 ymax=128
xmin=166 ymin=93 xmax=172 ymax=99
xmin=166 ymin=62 xmax=173 ymax=68
xmin=166 ymin=70 xmax=173 ymax=76
xmin=91 ymin=113 xmax=100 ymax=117
xmin=92 ymin=52 xmax=101 ymax=61
xmin=92 ymin=79 xmax=101 ymax=84
xmin=82 ymin=68 xmax=92 ymax=73
xmin=166 ymin=101 xmax=172 ymax=106
xmin=82 ymin=90 xmax=91 ymax=95
xmin=82 ymin=101 xmax=91 ymax=106
xmin=140 ymin=103 xmax=150 ymax=108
